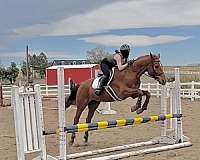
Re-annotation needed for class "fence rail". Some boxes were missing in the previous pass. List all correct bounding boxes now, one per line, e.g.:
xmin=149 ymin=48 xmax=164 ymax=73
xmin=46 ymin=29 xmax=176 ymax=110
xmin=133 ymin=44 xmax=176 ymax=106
xmin=140 ymin=81 xmax=200 ymax=101
xmin=1 ymin=85 xmax=70 ymax=98
xmin=164 ymin=71 xmax=200 ymax=75
xmin=1 ymin=81 xmax=200 ymax=101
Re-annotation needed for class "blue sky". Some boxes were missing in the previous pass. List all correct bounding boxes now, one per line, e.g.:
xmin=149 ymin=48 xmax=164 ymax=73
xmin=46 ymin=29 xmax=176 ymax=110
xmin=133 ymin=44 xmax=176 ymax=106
xmin=0 ymin=0 xmax=200 ymax=67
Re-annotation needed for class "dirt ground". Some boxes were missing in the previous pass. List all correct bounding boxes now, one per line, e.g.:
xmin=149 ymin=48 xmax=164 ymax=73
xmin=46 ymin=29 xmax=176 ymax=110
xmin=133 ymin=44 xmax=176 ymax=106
xmin=0 ymin=97 xmax=199 ymax=160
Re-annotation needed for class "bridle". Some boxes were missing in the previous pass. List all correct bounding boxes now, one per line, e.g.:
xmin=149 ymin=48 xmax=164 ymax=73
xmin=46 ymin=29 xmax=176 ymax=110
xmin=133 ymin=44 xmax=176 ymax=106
xmin=145 ymin=58 xmax=164 ymax=79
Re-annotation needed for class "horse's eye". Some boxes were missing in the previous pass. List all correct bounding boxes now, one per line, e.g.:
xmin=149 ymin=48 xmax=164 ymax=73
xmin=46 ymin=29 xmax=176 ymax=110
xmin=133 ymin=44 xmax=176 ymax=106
xmin=155 ymin=65 xmax=159 ymax=69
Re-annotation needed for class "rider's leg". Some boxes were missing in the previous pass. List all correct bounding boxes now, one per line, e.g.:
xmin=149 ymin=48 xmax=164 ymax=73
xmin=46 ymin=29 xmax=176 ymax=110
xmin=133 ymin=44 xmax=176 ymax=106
xmin=95 ymin=63 xmax=110 ymax=96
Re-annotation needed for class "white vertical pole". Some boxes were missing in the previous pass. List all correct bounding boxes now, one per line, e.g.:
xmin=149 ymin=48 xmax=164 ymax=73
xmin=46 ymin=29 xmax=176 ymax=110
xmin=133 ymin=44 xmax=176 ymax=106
xmin=46 ymin=85 xmax=48 ymax=96
xmin=12 ymin=86 xmax=25 ymax=160
xmin=108 ymin=102 xmax=111 ymax=111
xmin=169 ymin=87 xmax=173 ymax=129
xmin=174 ymin=68 xmax=183 ymax=143
xmin=160 ymin=85 xmax=167 ymax=137
xmin=147 ymin=83 xmax=151 ymax=92
xmin=172 ymin=87 xmax=177 ymax=137
xmin=68 ymin=77 xmax=71 ymax=95
xmin=156 ymin=82 xmax=160 ymax=98
xmin=57 ymin=67 xmax=66 ymax=160
xmin=191 ymin=81 xmax=194 ymax=101
xmin=34 ymin=84 xmax=48 ymax=160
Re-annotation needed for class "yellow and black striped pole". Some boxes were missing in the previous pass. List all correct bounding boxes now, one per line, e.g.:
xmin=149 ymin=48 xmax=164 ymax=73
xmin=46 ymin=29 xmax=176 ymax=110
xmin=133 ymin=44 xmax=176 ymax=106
xmin=66 ymin=114 xmax=182 ymax=133
xmin=43 ymin=114 xmax=182 ymax=135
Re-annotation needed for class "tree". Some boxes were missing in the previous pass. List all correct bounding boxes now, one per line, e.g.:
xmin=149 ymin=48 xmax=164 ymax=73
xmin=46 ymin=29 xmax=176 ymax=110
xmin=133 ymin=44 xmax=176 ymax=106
xmin=7 ymin=62 xmax=19 ymax=84
xmin=21 ymin=52 xmax=48 ymax=79
xmin=0 ymin=67 xmax=5 ymax=82
xmin=0 ymin=62 xmax=19 ymax=84
xmin=86 ymin=47 xmax=111 ymax=64
xmin=37 ymin=52 xmax=48 ymax=78
xmin=21 ymin=59 xmax=32 ymax=79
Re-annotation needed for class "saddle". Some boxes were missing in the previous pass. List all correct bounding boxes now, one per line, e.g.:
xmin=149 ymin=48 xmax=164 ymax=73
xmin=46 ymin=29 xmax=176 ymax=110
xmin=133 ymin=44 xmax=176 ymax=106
xmin=92 ymin=68 xmax=122 ymax=101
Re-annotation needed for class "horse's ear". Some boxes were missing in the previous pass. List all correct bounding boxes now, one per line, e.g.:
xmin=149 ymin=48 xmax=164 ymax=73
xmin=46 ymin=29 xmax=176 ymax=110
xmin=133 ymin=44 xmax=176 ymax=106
xmin=158 ymin=53 xmax=160 ymax=58
xmin=150 ymin=52 xmax=153 ymax=58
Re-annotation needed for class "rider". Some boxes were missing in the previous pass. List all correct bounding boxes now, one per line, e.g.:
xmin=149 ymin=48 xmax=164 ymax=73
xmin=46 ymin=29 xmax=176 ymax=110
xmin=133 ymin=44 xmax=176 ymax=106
xmin=95 ymin=44 xmax=134 ymax=96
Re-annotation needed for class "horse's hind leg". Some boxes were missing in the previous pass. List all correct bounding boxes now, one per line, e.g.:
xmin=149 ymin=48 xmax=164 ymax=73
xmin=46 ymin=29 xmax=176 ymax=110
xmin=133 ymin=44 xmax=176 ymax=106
xmin=131 ymin=95 xmax=142 ymax=112
xmin=84 ymin=101 xmax=100 ymax=143
xmin=136 ymin=90 xmax=151 ymax=114
xmin=70 ymin=99 xmax=89 ymax=145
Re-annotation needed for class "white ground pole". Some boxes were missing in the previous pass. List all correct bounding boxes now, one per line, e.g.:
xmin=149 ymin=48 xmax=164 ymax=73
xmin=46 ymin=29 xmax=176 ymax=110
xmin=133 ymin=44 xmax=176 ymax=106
xmin=12 ymin=85 xmax=57 ymax=160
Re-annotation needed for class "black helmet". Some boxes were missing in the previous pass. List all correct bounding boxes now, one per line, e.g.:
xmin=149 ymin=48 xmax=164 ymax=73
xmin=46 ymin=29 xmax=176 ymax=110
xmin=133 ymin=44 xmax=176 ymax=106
xmin=120 ymin=44 xmax=130 ymax=59
xmin=120 ymin=44 xmax=130 ymax=52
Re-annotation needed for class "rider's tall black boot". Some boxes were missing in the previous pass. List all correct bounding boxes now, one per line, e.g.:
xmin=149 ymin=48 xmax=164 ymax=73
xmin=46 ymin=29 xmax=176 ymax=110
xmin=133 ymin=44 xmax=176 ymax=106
xmin=95 ymin=76 xmax=107 ymax=96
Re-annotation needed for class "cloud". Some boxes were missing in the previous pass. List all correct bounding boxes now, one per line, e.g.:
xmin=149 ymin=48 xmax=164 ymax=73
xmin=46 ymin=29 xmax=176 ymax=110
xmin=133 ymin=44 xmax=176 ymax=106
xmin=14 ymin=0 xmax=200 ymax=36
xmin=0 ymin=0 xmax=120 ymax=32
xmin=0 ymin=0 xmax=122 ymax=47
xmin=79 ymin=35 xmax=192 ymax=47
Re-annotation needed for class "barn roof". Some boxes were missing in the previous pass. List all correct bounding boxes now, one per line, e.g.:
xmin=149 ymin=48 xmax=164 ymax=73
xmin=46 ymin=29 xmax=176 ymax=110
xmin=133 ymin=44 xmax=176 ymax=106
xmin=46 ymin=64 xmax=99 ymax=69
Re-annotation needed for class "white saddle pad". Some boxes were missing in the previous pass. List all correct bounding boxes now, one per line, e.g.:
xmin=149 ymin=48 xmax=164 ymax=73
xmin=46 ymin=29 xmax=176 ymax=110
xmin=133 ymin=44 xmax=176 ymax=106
xmin=92 ymin=76 xmax=101 ymax=89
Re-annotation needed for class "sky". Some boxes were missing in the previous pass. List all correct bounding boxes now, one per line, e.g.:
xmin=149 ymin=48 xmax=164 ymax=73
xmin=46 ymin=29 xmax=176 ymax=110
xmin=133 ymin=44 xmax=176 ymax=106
xmin=0 ymin=0 xmax=200 ymax=67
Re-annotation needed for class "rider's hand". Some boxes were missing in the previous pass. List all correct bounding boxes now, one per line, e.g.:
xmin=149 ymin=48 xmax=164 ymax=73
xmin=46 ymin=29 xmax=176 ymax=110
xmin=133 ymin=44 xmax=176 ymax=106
xmin=128 ymin=60 xmax=134 ymax=66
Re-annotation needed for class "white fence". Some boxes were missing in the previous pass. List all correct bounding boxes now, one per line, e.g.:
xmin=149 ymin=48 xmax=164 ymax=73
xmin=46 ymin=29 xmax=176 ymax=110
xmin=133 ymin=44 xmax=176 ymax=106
xmin=2 ymin=85 xmax=70 ymax=98
xmin=140 ymin=81 xmax=200 ymax=101
xmin=164 ymin=71 xmax=200 ymax=75
xmin=2 ymin=81 xmax=200 ymax=101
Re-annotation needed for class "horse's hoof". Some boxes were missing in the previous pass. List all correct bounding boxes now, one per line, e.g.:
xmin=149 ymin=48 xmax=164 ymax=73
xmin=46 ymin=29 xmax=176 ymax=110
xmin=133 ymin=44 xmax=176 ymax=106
xmin=84 ymin=136 xmax=88 ymax=143
xmin=136 ymin=108 xmax=143 ymax=114
xmin=131 ymin=106 xmax=136 ymax=112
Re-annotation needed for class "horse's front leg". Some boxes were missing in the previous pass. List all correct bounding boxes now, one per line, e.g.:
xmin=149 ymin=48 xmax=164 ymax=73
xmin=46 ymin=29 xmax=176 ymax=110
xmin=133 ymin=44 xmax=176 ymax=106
xmin=131 ymin=95 xmax=142 ymax=112
xmin=136 ymin=90 xmax=151 ymax=114
xmin=122 ymin=88 xmax=143 ymax=112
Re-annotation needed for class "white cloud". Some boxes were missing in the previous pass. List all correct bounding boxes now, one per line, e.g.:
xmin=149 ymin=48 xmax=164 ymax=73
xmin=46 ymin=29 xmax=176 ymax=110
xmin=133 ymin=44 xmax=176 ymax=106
xmin=14 ymin=0 xmax=200 ymax=36
xmin=79 ymin=35 xmax=192 ymax=47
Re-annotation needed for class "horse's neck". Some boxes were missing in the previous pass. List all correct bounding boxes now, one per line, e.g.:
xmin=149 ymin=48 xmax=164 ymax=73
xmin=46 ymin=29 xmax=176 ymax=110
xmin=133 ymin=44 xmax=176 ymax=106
xmin=133 ymin=56 xmax=151 ymax=78
xmin=113 ymin=56 xmax=151 ymax=84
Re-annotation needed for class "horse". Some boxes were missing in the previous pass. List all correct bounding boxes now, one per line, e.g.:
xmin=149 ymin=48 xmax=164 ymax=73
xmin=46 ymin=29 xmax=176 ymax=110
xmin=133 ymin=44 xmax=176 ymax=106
xmin=65 ymin=53 xmax=166 ymax=145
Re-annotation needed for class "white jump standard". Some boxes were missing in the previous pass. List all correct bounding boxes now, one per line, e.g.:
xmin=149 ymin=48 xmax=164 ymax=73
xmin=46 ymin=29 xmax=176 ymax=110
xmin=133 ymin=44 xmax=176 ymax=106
xmin=12 ymin=68 xmax=192 ymax=160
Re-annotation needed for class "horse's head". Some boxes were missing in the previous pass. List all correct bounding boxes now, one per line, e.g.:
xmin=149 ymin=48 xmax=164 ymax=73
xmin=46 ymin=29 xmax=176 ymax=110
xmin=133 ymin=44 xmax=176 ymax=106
xmin=147 ymin=53 xmax=166 ymax=85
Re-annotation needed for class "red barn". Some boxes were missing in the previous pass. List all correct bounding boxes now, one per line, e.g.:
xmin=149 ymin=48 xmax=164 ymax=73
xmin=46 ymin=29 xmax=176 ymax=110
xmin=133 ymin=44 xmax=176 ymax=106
xmin=46 ymin=64 xmax=100 ymax=85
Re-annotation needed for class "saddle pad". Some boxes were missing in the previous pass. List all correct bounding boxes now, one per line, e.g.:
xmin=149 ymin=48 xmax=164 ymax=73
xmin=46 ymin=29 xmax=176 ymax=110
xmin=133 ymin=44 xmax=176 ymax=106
xmin=92 ymin=76 xmax=101 ymax=89
xmin=92 ymin=68 xmax=115 ymax=89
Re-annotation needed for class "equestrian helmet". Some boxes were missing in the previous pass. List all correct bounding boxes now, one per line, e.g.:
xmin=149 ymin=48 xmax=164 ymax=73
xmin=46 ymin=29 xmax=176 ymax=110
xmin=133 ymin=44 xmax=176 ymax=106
xmin=120 ymin=44 xmax=130 ymax=52
xmin=120 ymin=44 xmax=130 ymax=58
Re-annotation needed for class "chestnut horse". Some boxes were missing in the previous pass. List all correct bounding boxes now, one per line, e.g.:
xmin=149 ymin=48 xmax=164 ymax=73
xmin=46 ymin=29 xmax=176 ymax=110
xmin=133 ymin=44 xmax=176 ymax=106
xmin=65 ymin=53 xmax=166 ymax=145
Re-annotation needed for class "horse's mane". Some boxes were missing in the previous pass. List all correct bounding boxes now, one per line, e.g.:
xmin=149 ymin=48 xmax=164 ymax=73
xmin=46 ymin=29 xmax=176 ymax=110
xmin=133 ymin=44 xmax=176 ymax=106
xmin=134 ymin=54 xmax=150 ymax=61
xmin=134 ymin=54 xmax=158 ymax=61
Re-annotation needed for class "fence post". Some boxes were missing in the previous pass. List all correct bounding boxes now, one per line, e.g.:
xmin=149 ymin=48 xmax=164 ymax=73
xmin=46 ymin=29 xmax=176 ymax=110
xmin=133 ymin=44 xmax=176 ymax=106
xmin=46 ymin=85 xmax=48 ymax=96
xmin=156 ymin=82 xmax=160 ymax=97
xmin=0 ymin=85 xmax=4 ymax=107
xmin=191 ymin=81 xmax=195 ymax=101
xmin=147 ymin=83 xmax=151 ymax=92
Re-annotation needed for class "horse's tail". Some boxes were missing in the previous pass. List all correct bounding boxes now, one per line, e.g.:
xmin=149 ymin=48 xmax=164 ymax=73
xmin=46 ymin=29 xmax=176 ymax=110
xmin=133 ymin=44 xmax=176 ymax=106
xmin=65 ymin=80 xmax=80 ymax=110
